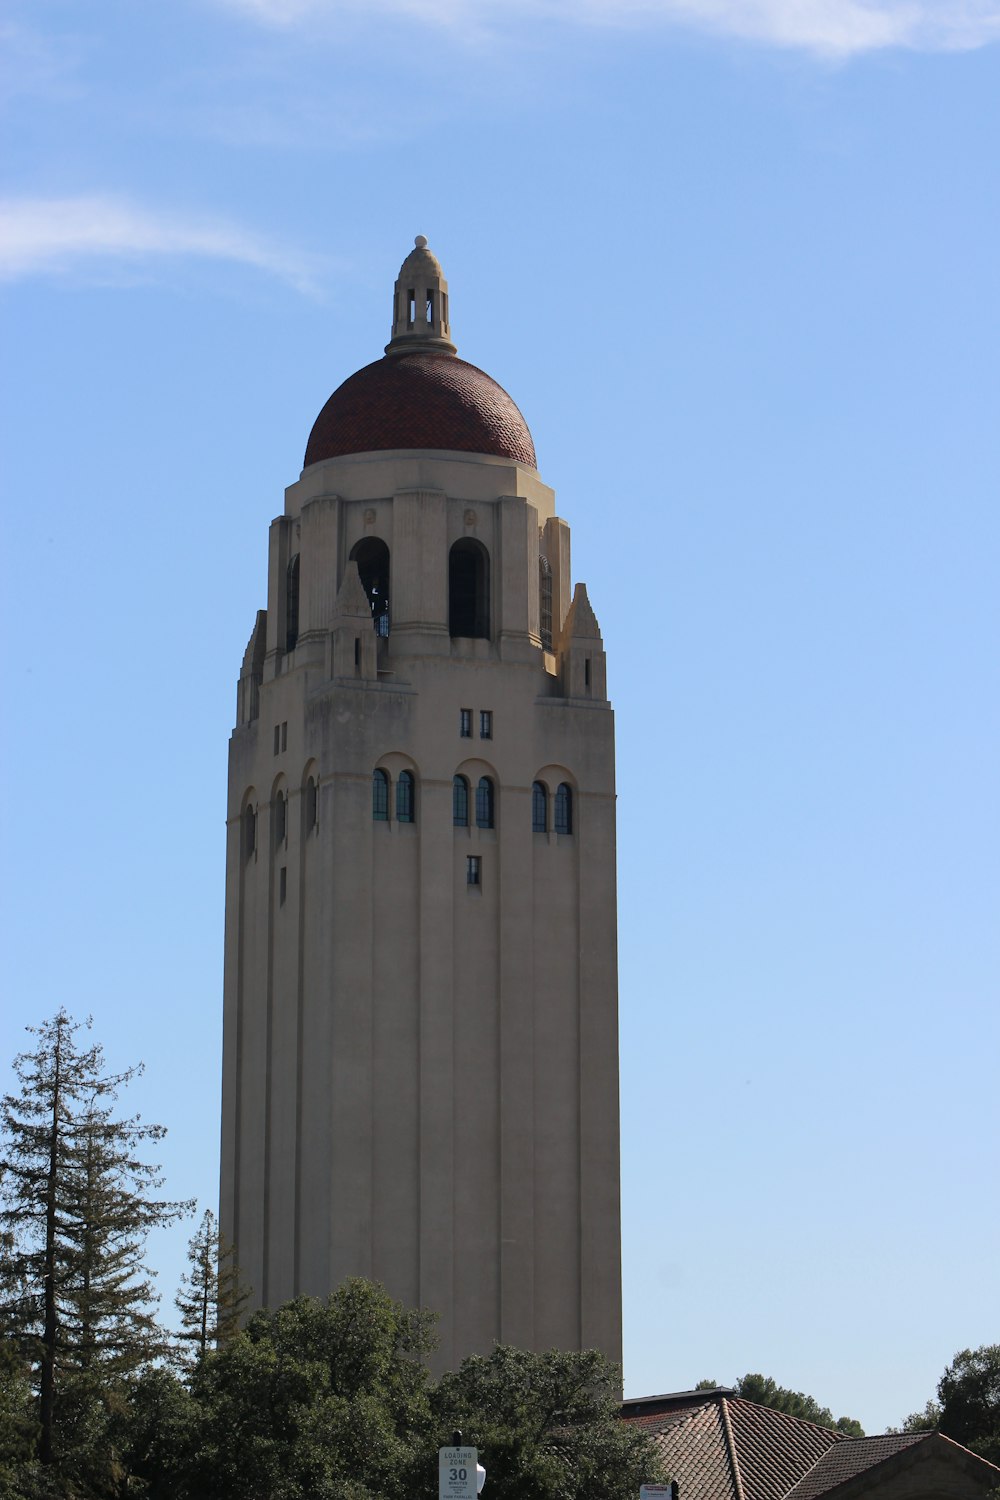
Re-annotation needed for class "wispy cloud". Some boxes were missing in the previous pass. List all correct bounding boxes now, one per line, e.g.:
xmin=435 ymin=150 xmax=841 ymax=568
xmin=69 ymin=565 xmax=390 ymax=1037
xmin=0 ymin=196 xmax=323 ymax=293
xmin=214 ymin=0 xmax=1000 ymax=57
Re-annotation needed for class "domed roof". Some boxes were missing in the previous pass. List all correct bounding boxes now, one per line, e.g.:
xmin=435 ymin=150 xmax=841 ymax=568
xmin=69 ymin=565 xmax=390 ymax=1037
xmin=303 ymin=236 xmax=537 ymax=471
xmin=303 ymin=350 xmax=537 ymax=469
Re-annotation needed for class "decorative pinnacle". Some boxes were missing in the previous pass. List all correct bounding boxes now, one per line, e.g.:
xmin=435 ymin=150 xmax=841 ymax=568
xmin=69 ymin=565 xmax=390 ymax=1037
xmin=385 ymin=235 xmax=457 ymax=357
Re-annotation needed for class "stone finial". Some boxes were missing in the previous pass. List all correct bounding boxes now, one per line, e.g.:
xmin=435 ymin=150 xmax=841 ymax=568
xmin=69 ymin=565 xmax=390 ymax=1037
xmin=561 ymin=581 xmax=602 ymax=642
xmin=334 ymin=561 xmax=373 ymax=620
xmin=385 ymin=236 xmax=457 ymax=356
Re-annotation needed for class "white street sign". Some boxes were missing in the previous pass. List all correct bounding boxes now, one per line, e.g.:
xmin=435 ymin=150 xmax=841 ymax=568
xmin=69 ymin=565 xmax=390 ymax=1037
xmin=440 ymin=1446 xmax=479 ymax=1500
xmin=641 ymin=1486 xmax=673 ymax=1500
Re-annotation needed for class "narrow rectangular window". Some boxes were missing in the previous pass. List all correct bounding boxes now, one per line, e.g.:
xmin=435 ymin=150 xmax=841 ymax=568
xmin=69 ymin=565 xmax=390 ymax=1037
xmin=354 ymin=637 xmax=361 ymax=667
xmin=460 ymin=708 xmax=472 ymax=738
xmin=273 ymin=725 xmax=280 ymax=755
xmin=426 ymin=290 xmax=435 ymax=324
xmin=281 ymin=721 xmax=288 ymax=751
xmin=407 ymin=289 xmax=415 ymax=328
xmin=584 ymin=659 xmax=591 ymax=687
xmin=480 ymin=710 xmax=492 ymax=739
xmin=466 ymin=855 xmax=481 ymax=887
xmin=279 ymin=866 xmax=287 ymax=905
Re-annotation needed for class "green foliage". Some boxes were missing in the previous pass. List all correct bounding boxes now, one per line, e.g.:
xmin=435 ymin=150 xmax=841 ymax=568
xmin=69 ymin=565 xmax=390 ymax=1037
xmin=174 ymin=1209 xmax=250 ymax=1367
xmin=0 ymin=1010 xmax=191 ymax=1479
xmin=889 ymin=1398 xmax=942 ymax=1435
xmin=0 ymin=1339 xmax=37 ymax=1491
xmin=184 ymin=1280 xmax=438 ymax=1500
xmin=733 ymin=1373 xmax=865 ymax=1436
xmin=938 ymin=1345 xmax=1000 ymax=1465
xmin=430 ymin=1344 xmax=663 ymax=1500
xmin=113 ymin=1367 xmax=197 ymax=1500
xmin=889 ymin=1344 xmax=1000 ymax=1462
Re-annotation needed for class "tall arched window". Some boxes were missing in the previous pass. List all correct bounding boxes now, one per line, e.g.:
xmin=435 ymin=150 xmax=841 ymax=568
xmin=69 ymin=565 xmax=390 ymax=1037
xmin=453 ymin=775 xmax=469 ymax=827
xmin=305 ymin=777 xmax=317 ymax=833
xmin=396 ymin=770 xmax=415 ymax=824
xmin=372 ymin=768 xmax=389 ymax=822
xmin=532 ymin=781 xmax=547 ymax=833
xmin=539 ymin=556 xmax=553 ymax=651
xmin=242 ymin=804 xmax=256 ymax=862
xmin=554 ymin=782 xmax=573 ymax=835
xmin=350 ymin=537 xmax=390 ymax=637
xmin=476 ymin=777 xmax=495 ymax=830
xmin=449 ymin=539 xmax=490 ymax=639
xmin=286 ymin=553 xmax=300 ymax=652
xmin=274 ymin=790 xmax=286 ymax=846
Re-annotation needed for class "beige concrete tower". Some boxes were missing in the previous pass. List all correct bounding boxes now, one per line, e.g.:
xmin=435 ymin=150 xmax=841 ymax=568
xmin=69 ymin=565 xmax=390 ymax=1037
xmin=220 ymin=238 xmax=621 ymax=1372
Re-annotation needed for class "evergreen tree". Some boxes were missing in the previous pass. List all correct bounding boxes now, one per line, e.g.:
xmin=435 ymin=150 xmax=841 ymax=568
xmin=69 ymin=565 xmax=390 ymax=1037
xmin=0 ymin=1009 xmax=191 ymax=1470
xmin=175 ymin=1208 xmax=250 ymax=1366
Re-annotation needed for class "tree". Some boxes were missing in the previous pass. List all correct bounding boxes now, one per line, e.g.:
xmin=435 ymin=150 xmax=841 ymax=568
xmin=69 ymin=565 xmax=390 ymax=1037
xmin=185 ymin=1280 xmax=438 ymax=1499
xmin=890 ymin=1398 xmax=942 ymax=1435
xmin=726 ymin=1373 xmax=864 ymax=1436
xmin=937 ymin=1346 xmax=1000 ymax=1465
xmin=430 ymin=1345 xmax=664 ymax=1500
xmin=0 ymin=1009 xmax=191 ymax=1470
xmin=175 ymin=1208 xmax=250 ymax=1367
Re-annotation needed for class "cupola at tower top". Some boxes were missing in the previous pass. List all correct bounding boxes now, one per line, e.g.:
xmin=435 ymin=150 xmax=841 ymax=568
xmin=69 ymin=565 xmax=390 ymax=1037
xmin=302 ymin=236 xmax=537 ymax=471
xmin=386 ymin=235 xmax=456 ymax=356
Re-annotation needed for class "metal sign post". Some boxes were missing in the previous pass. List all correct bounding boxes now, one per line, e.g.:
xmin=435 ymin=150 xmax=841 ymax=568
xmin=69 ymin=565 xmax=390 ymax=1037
xmin=439 ymin=1446 xmax=479 ymax=1500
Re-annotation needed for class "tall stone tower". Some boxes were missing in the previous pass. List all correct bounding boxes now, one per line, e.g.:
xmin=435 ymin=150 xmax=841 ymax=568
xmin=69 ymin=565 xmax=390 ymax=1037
xmin=220 ymin=237 xmax=621 ymax=1372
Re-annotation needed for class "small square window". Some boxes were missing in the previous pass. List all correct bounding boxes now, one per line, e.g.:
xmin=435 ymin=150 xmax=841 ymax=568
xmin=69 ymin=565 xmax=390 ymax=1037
xmin=480 ymin=710 xmax=492 ymax=739
xmin=460 ymin=708 xmax=472 ymax=738
xmin=466 ymin=855 xmax=481 ymax=887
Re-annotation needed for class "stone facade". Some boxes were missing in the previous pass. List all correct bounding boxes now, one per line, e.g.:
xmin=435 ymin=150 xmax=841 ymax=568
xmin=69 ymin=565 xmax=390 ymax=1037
xmin=220 ymin=239 xmax=622 ymax=1374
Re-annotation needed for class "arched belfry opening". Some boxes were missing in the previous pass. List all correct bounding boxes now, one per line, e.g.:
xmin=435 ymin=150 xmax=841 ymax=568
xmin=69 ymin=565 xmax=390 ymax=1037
xmin=449 ymin=538 xmax=490 ymax=639
xmin=349 ymin=537 xmax=390 ymax=637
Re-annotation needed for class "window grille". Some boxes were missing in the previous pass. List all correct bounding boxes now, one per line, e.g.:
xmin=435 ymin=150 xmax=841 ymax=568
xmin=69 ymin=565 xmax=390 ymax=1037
xmin=539 ymin=555 xmax=553 ymax=651
xmin=460 ymin=708 xmax=472 ymax=738
xmin=532 ymin=781 xmax=547 ymax=833
xmin=476 ymin=777 xmax=495 ymax=830
xmin=396 ymin=770 xmax=415 ymax=824
xmin=453 ymin=775 xmax=469 ymax=827
xmin=480 ymin=710 xmax=492 ymax=739
xmin=467 ymin=855 xmax=481 ymax=887
xmin=372 ymin=768 xmax=389 ymax=822
xmin=554 ymin=782 xmax=573 ymax=835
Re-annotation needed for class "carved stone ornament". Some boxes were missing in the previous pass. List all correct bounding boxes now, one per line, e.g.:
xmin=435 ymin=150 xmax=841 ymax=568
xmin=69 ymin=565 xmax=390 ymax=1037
xmin=464 ymin=509 xmax=477 ymax=527
xmin=364 ymin=507 xmax=376 ymax=526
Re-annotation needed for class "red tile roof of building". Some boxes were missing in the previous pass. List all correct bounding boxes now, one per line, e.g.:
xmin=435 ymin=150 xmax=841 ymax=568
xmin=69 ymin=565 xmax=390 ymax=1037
xmin=786 ymin=1431 xmax=1000 ymax=1500
xmin=623 ymin=1392 xmax=844 ymax=1500
xmin=623 ymin=1392 xmax=1000 ymax=1500
xmin=303 ymin=350 xmax=537 ymax=469
xmin=783 ymin=1433 xmax=926 ymax=1499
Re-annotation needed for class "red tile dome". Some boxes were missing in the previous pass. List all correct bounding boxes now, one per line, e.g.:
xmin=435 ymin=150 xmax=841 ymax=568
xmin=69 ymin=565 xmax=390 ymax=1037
xmin=303 ymin=350 xmax=537 ymax=470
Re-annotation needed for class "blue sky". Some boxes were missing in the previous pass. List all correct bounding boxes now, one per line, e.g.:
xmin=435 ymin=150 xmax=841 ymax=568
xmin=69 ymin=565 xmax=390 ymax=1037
xmin=2 ymin=0 xmax=998 ymax=1437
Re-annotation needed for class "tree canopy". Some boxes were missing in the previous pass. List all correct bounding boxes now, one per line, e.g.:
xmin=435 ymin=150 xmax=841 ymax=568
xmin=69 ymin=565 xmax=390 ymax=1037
xmin=174 ymin=1208 xmax=250 ymax=1368
xmin=430 ymin=1343 xmax=661 ymax=1500
xmin=0 ymin=1009 xmax=191 ymax=1482
xmin=696 ymin=1372 xmax=865 ymax=1436
xmin=893 ymin=1345 xmax=1000 ymax=1464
